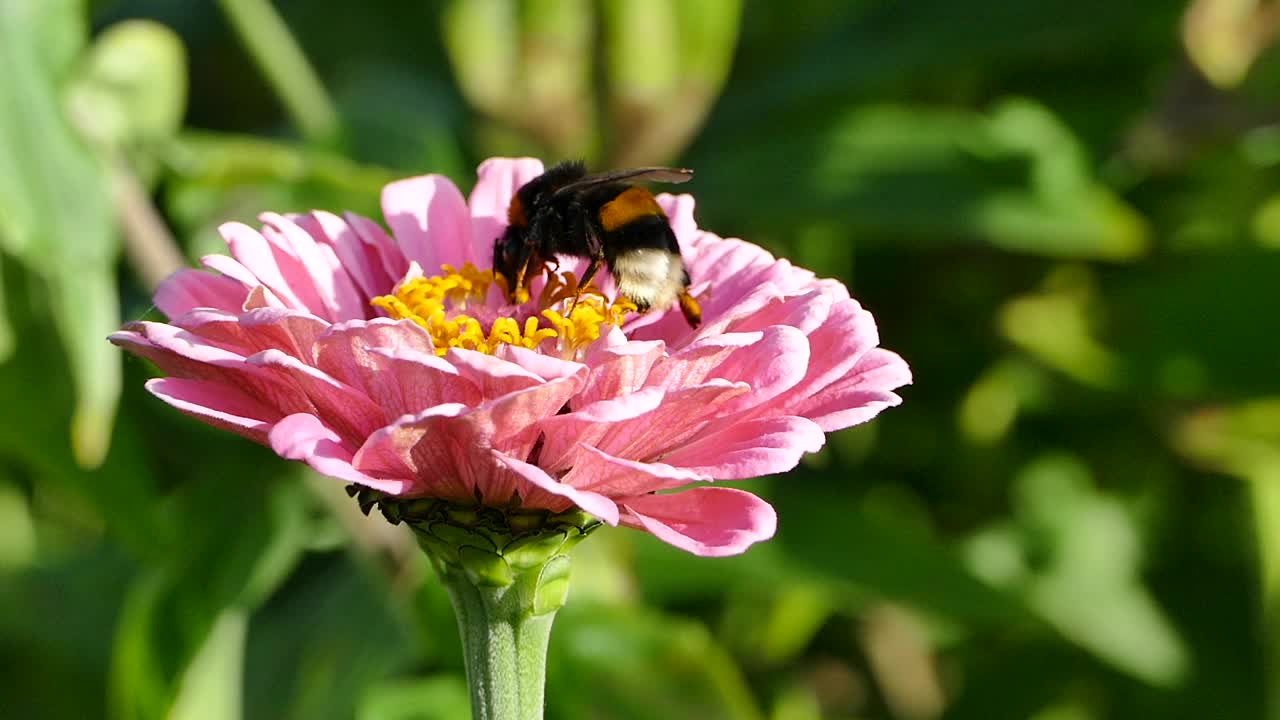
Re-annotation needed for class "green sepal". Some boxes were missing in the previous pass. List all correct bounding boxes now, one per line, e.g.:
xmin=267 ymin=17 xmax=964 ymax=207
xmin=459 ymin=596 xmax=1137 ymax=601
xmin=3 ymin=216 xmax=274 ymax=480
xmin=532 ymin=555 xmax=572 ymax=616
xmin=458 ymin=545 xmax=515 ymax=588
xmin=503 ymin=531 xmax=568 ymax=570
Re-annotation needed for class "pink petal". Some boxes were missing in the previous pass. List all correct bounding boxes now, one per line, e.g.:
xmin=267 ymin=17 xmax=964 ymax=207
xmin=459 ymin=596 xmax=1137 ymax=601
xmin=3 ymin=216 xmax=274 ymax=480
xmin=765 ymin=299 xmax=907 ymax=422
xmin=269 ymin=413 xmax=408 ymax=493
xmin=176 ymin=307 xmax=328 ymax=360
xmin=468 ymin=157 xmax=545 ymax=266
xmin=354 ymin=373 xmax=584 ymax=500
xmin=728 ymin=286 xmax=834 ymax=336
xmin=145 ymin=377 xmax=277 ymax=443
xmin=354 ymin=404 xmax=521 ymax=502
xmin=655 ymin=193 xmax=698 ymax=243
xmin=446 ymin=348 xmax=550 ymax=400
xmin=314 ymin=317 xmax=435 ymax=365
xmin=246 ymin=348 xmax=385 ymax=443
xmin=492 ymin=344 xmax=587 ymax=382
xmin=576 ymin=340 xmax=666 ymax=406
xmin=644 ymin=332 xmax=761 ymax=389
xmin=382 ymin=175 xmax=473 ymax=270
xmin=660 ymin=416 xmax=825 ymax=479
xmin=365 ymin=346 xmax=483 ymax=415
xmin=218 ymin=222 xmax=314 ymax=312
xmin=646 ymin=326 xmax=809 ymax=415
xmin=620 ymin=487 xmax=777 ymax=557
xmin=468 ymin=372 xmax=586 ymax=451
xmin=154 ymin=269 xmax=250 ymax=319
xmin=198 ymin=255 xmax=288 ymax=310
xmin=293 ymin=211 xmax=389 ymax=305
xmin=536 ymin=381 xmax=748 ymax=472
xmin=345 ymin=211 xmax=409 ymax=286
xmin=793 ymin=348 xmax=912 ymax=431
xmin=314 ymin=319 xmax=480 ymax=417
xmin=353 ymin=404 xmax=473 ymax=500
xmin=684 ymin=233 xmax=779 ymax=302
xmin=560 ymin=443 xmax=709 ymax=496
xmin=261 ymin=212 xmax=365 ymax=321
xmin=532 ymin=386 xmax=667 ymax=469
xmin=491 ymin=450 xmax=621 ymax=524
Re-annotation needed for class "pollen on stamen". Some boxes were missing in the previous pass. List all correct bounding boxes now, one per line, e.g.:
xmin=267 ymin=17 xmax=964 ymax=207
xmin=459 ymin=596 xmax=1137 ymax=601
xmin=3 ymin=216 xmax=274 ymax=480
xmin=372 ymin=264 xmax=625 ymax=357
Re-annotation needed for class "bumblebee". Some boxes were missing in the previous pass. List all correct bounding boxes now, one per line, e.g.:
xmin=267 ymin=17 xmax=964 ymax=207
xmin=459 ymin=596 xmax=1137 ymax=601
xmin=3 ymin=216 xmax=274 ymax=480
xmin=492 ymin=160 xmax=702 ymax=326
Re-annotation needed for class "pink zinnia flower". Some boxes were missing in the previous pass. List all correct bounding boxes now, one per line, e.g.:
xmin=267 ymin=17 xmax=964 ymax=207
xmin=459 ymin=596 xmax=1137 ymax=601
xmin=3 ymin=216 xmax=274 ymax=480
xmin=110 ymin=158 xmax=910 ymax=556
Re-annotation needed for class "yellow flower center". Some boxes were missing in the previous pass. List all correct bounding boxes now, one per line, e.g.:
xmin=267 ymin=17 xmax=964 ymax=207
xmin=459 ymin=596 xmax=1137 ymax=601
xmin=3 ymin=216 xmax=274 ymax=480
xmin=371 ymin=263 xmax=634 ymax=357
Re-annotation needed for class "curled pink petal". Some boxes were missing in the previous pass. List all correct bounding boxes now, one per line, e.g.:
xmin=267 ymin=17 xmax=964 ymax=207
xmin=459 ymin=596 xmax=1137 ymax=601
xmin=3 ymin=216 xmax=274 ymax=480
xmin=155 ymin=269 xmax=249 ymax=319
xmin=794 ymin=348 xmax=912 ymax=431
xmin=492 ymin=450 xmax=621 ymax=525
xmin=620 ymin=487 xmax=778 ymax=557
xmin=560 ymin=443 xmax=709 ymax=496
xmin=146 ymin=377 xmax=276 ymax=442
xmin=661 ymin=416 xmax=826 ymax=479
xmin=270 ymin=413 xmax=408 ymax=493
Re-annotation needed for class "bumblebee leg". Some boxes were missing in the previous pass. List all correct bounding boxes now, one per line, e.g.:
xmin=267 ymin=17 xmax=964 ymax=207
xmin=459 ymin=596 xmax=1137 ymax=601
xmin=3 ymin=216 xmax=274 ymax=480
xmin=570 ymin=257 xmax=601 ymax=315
xmin=513 ymin=253 xmax=536 ymax=303
xmin=571 ymin=227 xmax=605 ymax=314
xmin=678 ymin=289 xmax=702 ymax=327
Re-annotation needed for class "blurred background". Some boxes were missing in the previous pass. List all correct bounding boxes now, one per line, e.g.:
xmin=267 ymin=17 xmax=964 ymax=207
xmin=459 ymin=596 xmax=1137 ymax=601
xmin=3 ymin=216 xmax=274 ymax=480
xmin=1 ymin=0 xmax=1277 ymax=718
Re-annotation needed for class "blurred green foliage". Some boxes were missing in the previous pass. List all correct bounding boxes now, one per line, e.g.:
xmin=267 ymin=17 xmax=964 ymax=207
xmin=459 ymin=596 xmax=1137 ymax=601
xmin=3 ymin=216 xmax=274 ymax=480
xmin=1 ymin=0 xmax=1277 ymax=718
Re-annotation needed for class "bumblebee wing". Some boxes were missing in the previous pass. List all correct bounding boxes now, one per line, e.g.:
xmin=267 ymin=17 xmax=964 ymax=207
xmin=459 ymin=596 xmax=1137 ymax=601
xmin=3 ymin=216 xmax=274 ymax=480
xmin=553 ymin=167 xmax=693 ymax=197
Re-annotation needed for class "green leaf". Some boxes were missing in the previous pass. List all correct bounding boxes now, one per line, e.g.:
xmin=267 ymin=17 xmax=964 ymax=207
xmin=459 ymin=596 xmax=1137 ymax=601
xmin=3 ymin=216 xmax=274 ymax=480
xmin=243 ymin=554 xmax=418 ymax=720
xmin=690 ymin=99 xmax=1148 ymax=260
xmin=548 ymin=604 xmax=765 ymax=720
xmin=357 ymin=677 xmax=471 ymax=720
xmin=968 ymin=455 xmax=1190 ymax=686
xmin=602 ymin=0 xmax=741 ymax=164
xmin=108 ymin=479 xmax=308 ymax=720
xmin=65 ymin=20 xmax=188 ymax=149
xmin=0 ymin=0 xmax=120 ymax=467
xmin=772 ymin=485 xmax=1026 ymax=626
xmin=443 ymin=0 xmax=519 ymax=117
xmin=28 ymin=0 xmax=86 ymax=81
xmin=166 ymin=131 xmax=396 ymax=209
xmin=0 ymin=544 xmax=133 ymax=720
xmin=0 ymin=254 xmax=14 ymax=362
xmin=51 ymin=270 xmax=121 ymax=469
xmin=0 ymin=265 xmax=159 ymax=551
xmin=169 ymin=609 xmax=248 ymax=720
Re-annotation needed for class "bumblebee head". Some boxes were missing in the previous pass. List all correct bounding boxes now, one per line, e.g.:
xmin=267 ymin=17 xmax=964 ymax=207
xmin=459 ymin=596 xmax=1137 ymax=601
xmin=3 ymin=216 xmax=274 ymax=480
xmin=493 ymin=223 xmax=532 ymax=302
xmin=492 ymin=161 xmax=588 ymax=301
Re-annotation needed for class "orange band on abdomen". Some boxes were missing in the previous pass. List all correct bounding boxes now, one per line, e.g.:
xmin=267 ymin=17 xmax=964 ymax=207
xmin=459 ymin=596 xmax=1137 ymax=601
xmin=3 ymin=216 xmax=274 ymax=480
xmin=598 ymin=187 xmax=663 ymax=231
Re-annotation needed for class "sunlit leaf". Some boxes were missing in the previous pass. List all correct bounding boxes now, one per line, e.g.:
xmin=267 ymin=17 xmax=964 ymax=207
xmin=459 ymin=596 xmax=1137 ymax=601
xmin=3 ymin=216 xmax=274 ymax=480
xmin=549 ymin=604 xmax=765 ymax=720
xmin=772 ymin=485 xmax=1026 ymax=626
xmin=66 ymin=20 xmax=187 ymax=149
xmin=603 ymin=0 xmax=741 ymax=164
xmin=0 ymin=0 xmax=119 ymax=467
xmin=108 ymin=479 xmax=309 ymax=720
xmin=968 ymin=455 xmax=1190 ymax=686
xmin=357 ymin=677 xmax=471 ymax=720
xmin=170 ymin=609 xmax=247 ymax=720
xmin=691 ymin=100 xmax=1148 ymax=260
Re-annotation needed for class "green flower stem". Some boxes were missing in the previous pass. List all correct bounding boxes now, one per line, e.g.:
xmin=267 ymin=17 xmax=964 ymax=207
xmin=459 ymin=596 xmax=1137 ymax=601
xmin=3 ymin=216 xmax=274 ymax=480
xmin=346 ymin=489 xmax=601 ymax=720
xmin=438 ymin=561 xmax=558 ymax=720
xmin=217 ymin=0 xmax=339 ymax=143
